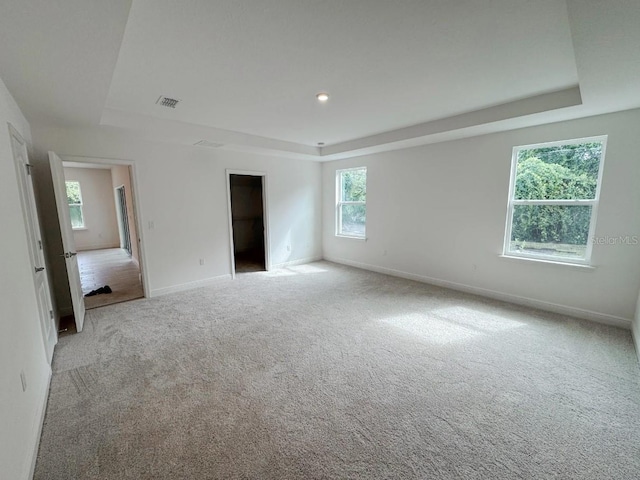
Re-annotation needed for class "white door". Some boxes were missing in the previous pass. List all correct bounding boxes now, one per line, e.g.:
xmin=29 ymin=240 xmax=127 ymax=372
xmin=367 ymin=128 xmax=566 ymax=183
xmin=49 ymin=151 xmax=86 ymax=332
xmin=9 ymin=125 xmax=57 ymax=362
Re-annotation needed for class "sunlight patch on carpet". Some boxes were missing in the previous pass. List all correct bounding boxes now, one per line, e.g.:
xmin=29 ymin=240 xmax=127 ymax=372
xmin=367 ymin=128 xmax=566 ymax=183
xmin=381 ymin=308 xmax=524 ymax=345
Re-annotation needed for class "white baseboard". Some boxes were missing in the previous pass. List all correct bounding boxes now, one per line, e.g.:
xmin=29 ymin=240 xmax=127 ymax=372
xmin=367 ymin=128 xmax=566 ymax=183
xmin=271 ymin=255 xmax=323 ymax=269
xmin=150 ymin=274 xmax=232 ymax=297
xmin=632 ymin=321 xmax=640 ymax=364
xmin=324 ymin=256 xmax=632 ymax=330
xmin=27 ymin=366 xmax=52 ymax=480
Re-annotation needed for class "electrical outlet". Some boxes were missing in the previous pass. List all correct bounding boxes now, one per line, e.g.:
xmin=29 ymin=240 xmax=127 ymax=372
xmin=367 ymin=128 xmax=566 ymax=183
xmin=199 ymin=258 xmax=205 ymax=266
xmin=286 ymin=245 xmax=291 ymax=252
xmin=20 ymin=370 xmax=27 ymax=392
xmin=148 ymin=220 xmax=155 ymax=230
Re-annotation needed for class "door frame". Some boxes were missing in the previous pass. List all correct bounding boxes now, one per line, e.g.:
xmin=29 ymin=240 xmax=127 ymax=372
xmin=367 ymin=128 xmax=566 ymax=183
xmin=60 ymin=155 xmax=150 ymax=299
xmin=226 ymin=169 xmax=271 ymax=279
xmin=114 ymin=184 xmax=132 ymax=256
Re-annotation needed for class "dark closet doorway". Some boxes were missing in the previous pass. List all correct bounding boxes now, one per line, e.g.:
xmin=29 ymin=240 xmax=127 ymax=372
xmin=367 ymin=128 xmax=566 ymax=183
xmin=229 ymin=174 xmax=266 ymax=273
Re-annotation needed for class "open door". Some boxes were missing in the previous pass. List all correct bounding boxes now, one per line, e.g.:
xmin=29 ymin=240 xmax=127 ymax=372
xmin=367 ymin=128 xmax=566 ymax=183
xmin=49 ymin=151 xmax=86 ymax=332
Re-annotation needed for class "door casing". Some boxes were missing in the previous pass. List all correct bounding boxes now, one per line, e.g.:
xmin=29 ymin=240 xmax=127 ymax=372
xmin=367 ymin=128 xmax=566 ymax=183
xmin=60 ymin=155 xmax=149 ymax=299
xmin=226 ymin=169 xmax=271 ymax=278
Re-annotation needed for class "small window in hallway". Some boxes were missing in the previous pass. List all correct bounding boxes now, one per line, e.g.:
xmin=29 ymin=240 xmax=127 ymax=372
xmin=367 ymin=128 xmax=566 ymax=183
xmin=65 ymin=180 xmax=85 ymax=229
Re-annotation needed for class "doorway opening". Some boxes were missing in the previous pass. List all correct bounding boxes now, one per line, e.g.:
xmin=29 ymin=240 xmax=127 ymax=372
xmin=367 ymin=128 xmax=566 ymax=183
xmin=228 ymin=173 xmax=268 ymax=274
xmin=59 ymin=162 xmax=145 ymax=318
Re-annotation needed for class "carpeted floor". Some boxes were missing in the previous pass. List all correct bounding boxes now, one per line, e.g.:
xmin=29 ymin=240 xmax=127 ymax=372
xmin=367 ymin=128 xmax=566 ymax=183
xmin=35 ymin=262 xmax=640 ymax=479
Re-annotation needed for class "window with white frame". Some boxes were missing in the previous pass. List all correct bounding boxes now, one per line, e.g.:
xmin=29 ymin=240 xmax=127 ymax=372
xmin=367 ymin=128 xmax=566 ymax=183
xmin=504 ymin=136 xmax=606 ymax=264
xmin=65 ymin=181 xmax=85 ymax=229
xmin=336 ymin=167 xmax=367 ymax=238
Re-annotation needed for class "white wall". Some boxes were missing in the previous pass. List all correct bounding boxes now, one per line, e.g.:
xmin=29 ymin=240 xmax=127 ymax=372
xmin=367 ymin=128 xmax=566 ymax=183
xmin=31 ymin=126 xmax=322 ymax=298
xmin=111 ymin=164 xmax=140 ymax=263
xmin=323 ymin=108 xmax=640 ymax=326
xmin=63 ymin=166 xmax=120 ymax=251
xmin=0 ymin=78 xmax=50 ymax=480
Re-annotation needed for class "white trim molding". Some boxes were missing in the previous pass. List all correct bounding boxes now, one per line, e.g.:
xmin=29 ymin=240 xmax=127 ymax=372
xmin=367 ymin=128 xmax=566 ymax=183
xmin=226 ymin=169 xmax=271 ymax=279
xmin=150 ymin=274 xmax=232 ymax=297
xmin=271 ymin=256 xmax=323 ymax=269
xmin=324 ymin=255 xmax=632 ymax=330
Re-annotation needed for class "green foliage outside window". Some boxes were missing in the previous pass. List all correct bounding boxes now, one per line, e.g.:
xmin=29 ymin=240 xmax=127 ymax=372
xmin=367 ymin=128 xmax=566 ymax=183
xmin=509 ymin=142 xmax=602 ymax=258
xmin=339 ymin=168 xmax=367 ymax=236
xmin=66 ymin=181 xmax=82 ymax=205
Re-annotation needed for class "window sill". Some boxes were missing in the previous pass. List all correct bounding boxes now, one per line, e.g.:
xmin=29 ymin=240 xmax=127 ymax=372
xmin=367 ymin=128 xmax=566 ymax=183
xmin=336 ymin=234 xmax=367 ymax=241
xmin=499 ymin=254 xmax=595 ymax=270
xmin=72 ymin=227 xmax=88 ymax=231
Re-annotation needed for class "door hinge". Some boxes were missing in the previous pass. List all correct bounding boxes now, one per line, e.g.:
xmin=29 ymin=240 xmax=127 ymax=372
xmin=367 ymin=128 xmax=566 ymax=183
xmin=38 ymin=240 xmax=42 ymax=250
xmin=49 ymin=310 xmax=54 ymax=319
xmin=25 ymin=163 xmax=33 ymax=175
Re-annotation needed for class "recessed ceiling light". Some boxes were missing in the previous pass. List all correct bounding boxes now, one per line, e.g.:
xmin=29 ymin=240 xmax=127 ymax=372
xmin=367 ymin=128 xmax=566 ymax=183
xmin=316 ymin=92 xmax=329 ymax=102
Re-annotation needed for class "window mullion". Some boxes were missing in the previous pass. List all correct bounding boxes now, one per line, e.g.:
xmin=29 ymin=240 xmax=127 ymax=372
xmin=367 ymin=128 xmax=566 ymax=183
xmin=511 ymin=199 xmax=597 ymax=206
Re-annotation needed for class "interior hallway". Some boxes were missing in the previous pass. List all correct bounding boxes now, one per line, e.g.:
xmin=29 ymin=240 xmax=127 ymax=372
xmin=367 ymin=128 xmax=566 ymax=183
xmin=78 ymin=248 xmax=144 ymax=309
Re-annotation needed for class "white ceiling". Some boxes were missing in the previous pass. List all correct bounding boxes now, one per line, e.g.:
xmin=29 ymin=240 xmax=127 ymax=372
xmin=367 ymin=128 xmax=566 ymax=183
xmin=1 ymin=0 xmax=639 ymax=160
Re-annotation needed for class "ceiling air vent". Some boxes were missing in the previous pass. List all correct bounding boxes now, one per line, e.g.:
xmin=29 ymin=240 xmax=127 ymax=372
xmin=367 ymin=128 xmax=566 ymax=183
xmin=194 ymin=140 xmax=224 ymax=148
xmin=156 ymin=96 xmax=180 ymax=108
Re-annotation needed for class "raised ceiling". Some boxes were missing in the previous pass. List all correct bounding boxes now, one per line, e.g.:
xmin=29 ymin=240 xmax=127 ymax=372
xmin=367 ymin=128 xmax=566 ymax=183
xmin=1 ymin=0 xmax=639 ymax=160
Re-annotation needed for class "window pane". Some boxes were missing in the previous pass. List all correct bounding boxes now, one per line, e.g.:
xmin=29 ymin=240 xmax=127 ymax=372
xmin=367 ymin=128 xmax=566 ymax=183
xmin=514 ymin=142 xmax=602 ymax=200
xmin=509 ymin=205 xmax=592 ymax=259
xmin=341 ymin=169 xmax=367 ymax=202
xmin=69 ymin=205 xmax=84 ymax=228
xmin=66 ymin=181 xmax=82 ymax=205
xmin=340 ymin=204 xmax=366 ymax=237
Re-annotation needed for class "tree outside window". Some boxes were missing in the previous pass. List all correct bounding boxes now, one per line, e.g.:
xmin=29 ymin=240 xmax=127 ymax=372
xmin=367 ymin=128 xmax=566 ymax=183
xmin=504 ymin=137 xmax=606 ymax=264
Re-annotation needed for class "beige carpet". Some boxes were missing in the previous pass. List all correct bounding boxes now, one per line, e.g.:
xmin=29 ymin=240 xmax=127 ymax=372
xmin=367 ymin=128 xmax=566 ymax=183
xmin=36 ymin=262 xmax=640 ymax=479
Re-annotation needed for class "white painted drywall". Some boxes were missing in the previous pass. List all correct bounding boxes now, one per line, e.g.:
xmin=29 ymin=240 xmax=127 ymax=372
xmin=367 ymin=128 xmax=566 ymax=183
xmin=31 ymin=126 xmax=322 ymax=298
xmin=63 ymin=166 xmax=120 ymax=251
xmin=323 ymin=108 xmax=640 ymax=326
xmin=111 ymin=164 xmax=140 ymax=264
xmin=0 ymin=77 xmax=51 ymax=480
